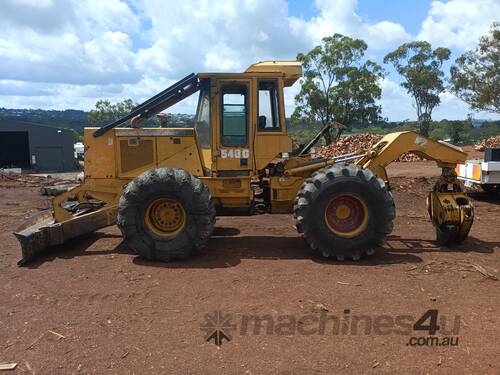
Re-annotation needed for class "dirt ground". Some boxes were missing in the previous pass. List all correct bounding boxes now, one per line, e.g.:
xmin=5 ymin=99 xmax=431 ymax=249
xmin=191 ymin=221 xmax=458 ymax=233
xmin=0 ymin=160 xmax=499 ymax=374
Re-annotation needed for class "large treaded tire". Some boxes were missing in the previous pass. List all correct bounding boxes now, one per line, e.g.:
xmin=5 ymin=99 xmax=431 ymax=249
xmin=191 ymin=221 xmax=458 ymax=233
xmin=117 ymin=168 xmax=215 ymax=262
xmin=294 ymin=164 xmax=395 ymax=261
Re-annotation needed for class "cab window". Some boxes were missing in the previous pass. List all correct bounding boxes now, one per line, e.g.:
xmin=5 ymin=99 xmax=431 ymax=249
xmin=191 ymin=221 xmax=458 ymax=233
xmin=258 ymin=81 xmax=281 ymax=132
xmin=221 ymin=85 xmax=248 ymax=146
xmin=194 ymin=80 xmax=211 ymax=148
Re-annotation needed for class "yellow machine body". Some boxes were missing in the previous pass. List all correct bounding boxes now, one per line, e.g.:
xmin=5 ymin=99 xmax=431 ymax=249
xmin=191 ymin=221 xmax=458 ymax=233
xmin=14 ymin=60 xmax=474 ymax=265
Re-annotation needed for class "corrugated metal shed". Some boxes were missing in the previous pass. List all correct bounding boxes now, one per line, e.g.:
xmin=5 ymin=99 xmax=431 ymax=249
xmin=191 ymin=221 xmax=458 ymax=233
xmin=0 ymin=120 xmax=77 ymax=172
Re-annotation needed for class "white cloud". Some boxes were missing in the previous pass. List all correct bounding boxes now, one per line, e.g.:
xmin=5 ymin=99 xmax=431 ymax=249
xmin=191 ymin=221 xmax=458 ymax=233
xmin=137 ymin=0 xmax=297 ymax=74
xmin=417 ymin=0 xmax=500 ymax=49
xmin=204 ymin=44 xmax=242 ymax=71
xmin=0 ymin=0 xmax=141 ymax=85
xmin=290 ymin=0 xmax=411 ymax=49
xmin=1 ymin=0 xmax=413 ymax=112
xmin=0 ymin=0 xmax=408 ymax=107
xmin=379 ymin=78 xmax=414 ymax=121
xmin=379 ymin=77 xmax=500 ymax=121
xmin=284 ymin=81 xmax=301 ymax=117
xmin=0 ymin=0 xmax=497 ymax=121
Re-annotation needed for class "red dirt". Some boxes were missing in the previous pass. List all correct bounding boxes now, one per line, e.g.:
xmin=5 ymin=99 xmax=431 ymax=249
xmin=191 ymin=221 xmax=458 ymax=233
xmin=1 ymin=162 xmax=499 ymax=374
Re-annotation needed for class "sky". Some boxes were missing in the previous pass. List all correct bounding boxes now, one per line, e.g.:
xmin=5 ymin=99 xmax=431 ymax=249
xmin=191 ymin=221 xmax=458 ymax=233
xmin=0 ymin=0 xmax=499 ymax=121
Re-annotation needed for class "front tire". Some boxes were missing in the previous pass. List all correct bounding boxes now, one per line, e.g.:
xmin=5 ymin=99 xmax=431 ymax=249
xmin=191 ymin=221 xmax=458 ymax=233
xmin=117 ymin=168 xmax=215 ymax=261
xmin=294 ymin=165 xmax=395 ymax=261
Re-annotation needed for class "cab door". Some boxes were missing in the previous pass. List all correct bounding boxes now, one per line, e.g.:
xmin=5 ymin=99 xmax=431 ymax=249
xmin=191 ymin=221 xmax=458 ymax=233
xmin=254 ymin=78 xmax=292 ymax=170
xmin=214 ymin=80 xmax=254 ymax=175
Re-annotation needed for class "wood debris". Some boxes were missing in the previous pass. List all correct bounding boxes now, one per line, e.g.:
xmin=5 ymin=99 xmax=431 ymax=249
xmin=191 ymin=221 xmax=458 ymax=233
xmin=459 ymin=262 xmax=498 ymax=281
xmin=26 ymin=333 xmax=45 ymax=350
xmin=0 ymin=173 xmax=67 ymax=189
xmin=314 ymin=303 xmax=329 ymax=312
xmin=474 ymin=135 xmax=500 ymax=151
xmin=315 ymin=134 xmax=423 ymax=162
xmin=48 ymin=330 xmax=65 ymax=339
xmin=0 ymin=363 xmax=17 ymax=371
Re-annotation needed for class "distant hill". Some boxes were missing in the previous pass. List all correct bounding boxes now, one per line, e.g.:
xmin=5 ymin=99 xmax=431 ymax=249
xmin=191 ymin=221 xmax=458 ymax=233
xmin=2 ymin=108 xmax=498 ymax=145
xmin=0 ymin=108 xmax=195 ymax=133
xmin=0 ymin=108 xmax=89 ymax=133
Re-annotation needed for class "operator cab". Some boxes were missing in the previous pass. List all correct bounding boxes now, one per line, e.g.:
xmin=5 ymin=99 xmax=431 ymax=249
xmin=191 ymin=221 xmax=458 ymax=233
xmin=91 ymin=61 xmax=302 ymax=177
xmin=195 ymin=60 xmax=302 ymax=175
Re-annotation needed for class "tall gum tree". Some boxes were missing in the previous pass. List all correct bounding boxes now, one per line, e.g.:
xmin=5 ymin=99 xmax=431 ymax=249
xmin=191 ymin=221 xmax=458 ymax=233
xmin=384 ymin=41 xmax=450 ymax=137
xmin=293 ymin=34 xmax=384 ymax=145
xmin=450 ymin=23 xmax=500 ymax=114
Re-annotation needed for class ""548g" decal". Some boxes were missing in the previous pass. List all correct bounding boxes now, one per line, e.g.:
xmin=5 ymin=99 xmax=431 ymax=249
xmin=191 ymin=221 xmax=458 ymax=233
xmin=220 ymin=149 xmax=250 ymax=159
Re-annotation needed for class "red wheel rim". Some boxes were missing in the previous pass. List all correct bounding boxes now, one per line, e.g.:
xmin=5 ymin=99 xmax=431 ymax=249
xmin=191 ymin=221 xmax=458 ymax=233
xmin=324 ymin=194 xmax=369 ymax=237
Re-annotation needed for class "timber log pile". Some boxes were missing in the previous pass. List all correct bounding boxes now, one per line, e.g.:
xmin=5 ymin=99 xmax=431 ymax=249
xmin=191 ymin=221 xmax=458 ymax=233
xmin=315 ymin=134 xmax=423 ymax=162
xmin=475 ymin=136 xmax=500 ymax=151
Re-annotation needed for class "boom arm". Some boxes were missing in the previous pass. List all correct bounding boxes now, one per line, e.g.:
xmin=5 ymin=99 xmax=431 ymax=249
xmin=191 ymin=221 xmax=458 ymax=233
xmin=356 ymin=131 xmax=467 ymax=183
xmin=93 ymin=73 xmax=199 ymax=137
xmin=286 ymin=131 xmax=467 ymax=180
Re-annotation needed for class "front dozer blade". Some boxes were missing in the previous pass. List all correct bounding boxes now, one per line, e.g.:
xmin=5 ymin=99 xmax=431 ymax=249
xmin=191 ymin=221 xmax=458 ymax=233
xmin=14 ymin=210 xmax=59 ymax=266
xmin=14 ymin=206 xmax=117 ymax=266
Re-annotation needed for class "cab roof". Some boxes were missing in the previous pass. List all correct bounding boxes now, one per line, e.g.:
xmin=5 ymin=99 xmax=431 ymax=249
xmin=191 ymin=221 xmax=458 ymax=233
xmin=198 ymin=60 xmax=302 ymax=87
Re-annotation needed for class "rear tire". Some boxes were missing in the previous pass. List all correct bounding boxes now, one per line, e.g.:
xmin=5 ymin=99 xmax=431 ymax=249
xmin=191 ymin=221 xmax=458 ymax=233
xmin=117 ymin=168 xmax=215 ymax=261
xmin=294 ymin=165 xmax=395 ymax=261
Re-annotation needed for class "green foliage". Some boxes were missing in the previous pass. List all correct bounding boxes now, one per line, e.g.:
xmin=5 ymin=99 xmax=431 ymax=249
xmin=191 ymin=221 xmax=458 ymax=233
xmin=450 ymin=23 xmax=500 ymax=114
xmin=349 ymin=120 xmax=418 ymax=136
xmin=88 ymin=99 xmax=137 ymax=126
xmin=67 ymin=128 xmax=83 ymax=143
xmin=478 ymin=120 xmax=500 ymax=138
xmin=286 ymin=118 xmax=500 ymax=146
xmin=384 ymin=41 xmax=451 ymax=137
xmin=293 ymin=34 xmax=385 ymax=144
xmin=428 ymin=119 xmax=473 ymax=144
xmin=287 ymin=120 xmax=324 ymax=146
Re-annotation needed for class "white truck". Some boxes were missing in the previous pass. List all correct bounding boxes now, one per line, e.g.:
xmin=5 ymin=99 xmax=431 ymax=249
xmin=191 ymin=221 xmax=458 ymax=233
xmin=456 ymin=147 xmax=500 ymax=194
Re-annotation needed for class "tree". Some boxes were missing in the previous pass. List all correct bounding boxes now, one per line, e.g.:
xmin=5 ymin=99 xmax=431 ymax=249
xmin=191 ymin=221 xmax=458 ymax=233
xmin=88 ymin=99 xmax=136 ymax=126
xmin=67 ymin=128 xmax=83 ymax=143
xmin=384 ymin=41 xmax=450 ymax=137
xmin=292 ymin=34 xmax=384 ymax=144
xmin=450 ymin=23 xmax=500 ymax=114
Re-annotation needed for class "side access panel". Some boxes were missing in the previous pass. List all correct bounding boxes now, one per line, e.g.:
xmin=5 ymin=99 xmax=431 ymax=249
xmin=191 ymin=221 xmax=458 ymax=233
xmin=116 ymin=128 xmax=204 ymax=178
xmin=83 ymin=127 xmax=205 ymax=180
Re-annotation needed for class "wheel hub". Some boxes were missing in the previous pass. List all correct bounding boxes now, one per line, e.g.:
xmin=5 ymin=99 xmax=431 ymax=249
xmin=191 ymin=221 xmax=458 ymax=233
xmin=324 ymin=194 xmax=369 ymax=238
xmin=145 ymin=197 xmax=186 ymax=236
